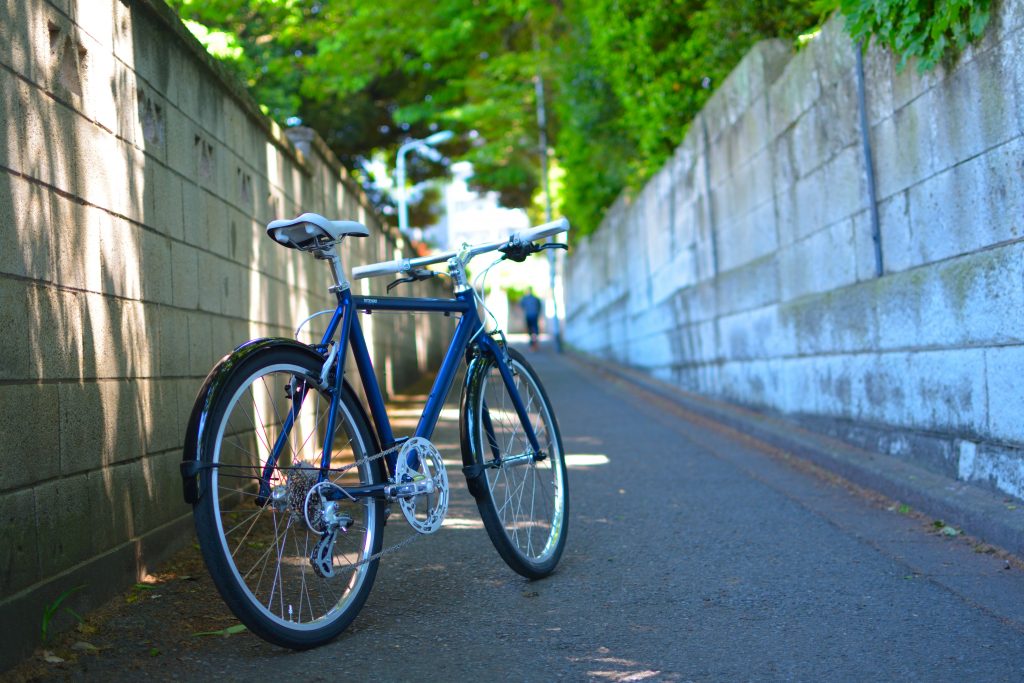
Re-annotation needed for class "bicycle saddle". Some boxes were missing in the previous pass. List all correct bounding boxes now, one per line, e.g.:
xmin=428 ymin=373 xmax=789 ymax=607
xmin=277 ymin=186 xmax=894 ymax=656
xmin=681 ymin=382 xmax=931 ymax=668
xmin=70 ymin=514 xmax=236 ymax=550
xmin=267 ymin=212 xmax=369 ymax=250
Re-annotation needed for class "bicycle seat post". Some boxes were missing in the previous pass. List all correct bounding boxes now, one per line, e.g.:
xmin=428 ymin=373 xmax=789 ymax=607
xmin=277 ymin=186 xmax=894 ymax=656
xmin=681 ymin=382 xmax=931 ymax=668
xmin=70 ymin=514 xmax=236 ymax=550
xmin=315 ymin=243 xmax=350 ymax=294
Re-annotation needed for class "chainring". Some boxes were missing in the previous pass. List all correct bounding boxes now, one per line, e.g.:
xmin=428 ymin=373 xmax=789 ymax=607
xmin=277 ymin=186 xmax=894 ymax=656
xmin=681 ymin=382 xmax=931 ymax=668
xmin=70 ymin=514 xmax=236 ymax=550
xmin=394 ymin=437 xmax=449 ymax=534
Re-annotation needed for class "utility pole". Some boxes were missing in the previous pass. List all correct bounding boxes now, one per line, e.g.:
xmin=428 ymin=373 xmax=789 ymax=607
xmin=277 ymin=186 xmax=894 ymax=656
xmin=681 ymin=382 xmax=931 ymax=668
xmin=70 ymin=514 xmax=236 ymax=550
xmin=533 ymin=35 xmax=563 ymax=352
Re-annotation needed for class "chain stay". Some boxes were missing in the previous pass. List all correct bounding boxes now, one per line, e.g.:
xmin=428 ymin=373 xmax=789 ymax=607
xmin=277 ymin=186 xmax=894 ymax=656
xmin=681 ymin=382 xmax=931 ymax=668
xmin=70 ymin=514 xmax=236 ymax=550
xmin=215 ymin=441 xmax=429 ymax=570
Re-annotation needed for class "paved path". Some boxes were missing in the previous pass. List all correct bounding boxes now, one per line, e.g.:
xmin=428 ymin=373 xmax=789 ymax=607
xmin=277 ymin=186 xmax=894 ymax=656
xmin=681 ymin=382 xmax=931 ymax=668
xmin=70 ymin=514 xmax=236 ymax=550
xmin=11 ymin=342 xmax=1024 ymax=681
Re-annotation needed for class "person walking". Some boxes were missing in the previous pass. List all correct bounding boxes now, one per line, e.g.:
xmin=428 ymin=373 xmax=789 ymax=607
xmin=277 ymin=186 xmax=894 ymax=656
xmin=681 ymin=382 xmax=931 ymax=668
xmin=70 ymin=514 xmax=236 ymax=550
xmin=519 ymin=287 xmax=543 ymax=350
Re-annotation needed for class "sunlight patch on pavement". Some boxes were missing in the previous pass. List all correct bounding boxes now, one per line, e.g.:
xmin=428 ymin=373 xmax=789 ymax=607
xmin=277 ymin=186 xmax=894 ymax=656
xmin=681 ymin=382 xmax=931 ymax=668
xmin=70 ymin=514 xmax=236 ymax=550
xmin=565 ymin=453 xmax=610 ymax=468
xmin=442 ymin=516 xmax=485 ymax=530
xmin=587 ymin=670 xmax=661 ymax=681
xmin=442 ymin=454 xmax=608 ymax=468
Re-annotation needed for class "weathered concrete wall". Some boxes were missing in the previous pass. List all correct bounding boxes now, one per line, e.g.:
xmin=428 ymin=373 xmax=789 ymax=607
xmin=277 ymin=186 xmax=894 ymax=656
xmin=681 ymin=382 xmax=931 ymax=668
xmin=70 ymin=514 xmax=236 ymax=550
xmin=566 ymin=4 xmax=1024 ymax=501
xmin=0 ymin=0 xmax=451 ymax=668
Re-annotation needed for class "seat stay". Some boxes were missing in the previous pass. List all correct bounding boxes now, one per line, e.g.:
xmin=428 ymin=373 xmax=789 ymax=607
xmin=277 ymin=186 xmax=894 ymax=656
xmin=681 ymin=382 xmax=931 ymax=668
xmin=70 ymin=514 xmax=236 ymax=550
xmin=318 ymin=294 xmax=356 ymax=478
xmin=257 ymin=378 xmax=311 ymax=503
xmin=253 ymin=295 xmax=353 ymax=493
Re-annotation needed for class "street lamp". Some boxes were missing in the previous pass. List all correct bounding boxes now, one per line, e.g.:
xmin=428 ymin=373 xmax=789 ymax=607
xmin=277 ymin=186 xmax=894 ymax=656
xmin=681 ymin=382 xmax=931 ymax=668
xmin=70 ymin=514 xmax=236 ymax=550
xmin=396 ymin=130 xmax=454 ymax=239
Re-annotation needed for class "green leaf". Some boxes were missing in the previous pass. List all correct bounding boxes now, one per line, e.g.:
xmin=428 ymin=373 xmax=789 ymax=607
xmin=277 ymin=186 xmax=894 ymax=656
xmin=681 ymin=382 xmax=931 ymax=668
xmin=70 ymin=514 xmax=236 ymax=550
xmin=163 ymin=0 xmax=845 ymax=231
xmin=192 ymin=623 xmax=248 ymax=637
xmin=41 ymin=585 xmax=87 ymax=643
xmin=969 ymin=6 xmax=991 ymax=37
xmin=838 ymin=0 xmax=992 ymax=75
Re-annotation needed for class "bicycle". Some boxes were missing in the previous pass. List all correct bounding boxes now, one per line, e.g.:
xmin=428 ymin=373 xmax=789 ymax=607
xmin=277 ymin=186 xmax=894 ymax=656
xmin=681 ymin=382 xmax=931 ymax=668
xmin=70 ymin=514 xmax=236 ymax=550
xmin=179 ymin=212 xmax=570 ymax=649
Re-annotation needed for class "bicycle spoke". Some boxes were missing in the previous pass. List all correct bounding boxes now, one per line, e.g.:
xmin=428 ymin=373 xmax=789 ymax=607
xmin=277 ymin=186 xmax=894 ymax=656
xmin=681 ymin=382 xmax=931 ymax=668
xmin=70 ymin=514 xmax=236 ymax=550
xmin=295 ymin=528 xmax=316 ymax=624
xmin=270 ymin=513 xmax=291 ymax=618
xmin=294 ymin=395 xmax=327 ymax=462
xmin=222 ymin=506 xmax=264 ymax=545
xmin=251 ymin=381 xmax=276 ymax=456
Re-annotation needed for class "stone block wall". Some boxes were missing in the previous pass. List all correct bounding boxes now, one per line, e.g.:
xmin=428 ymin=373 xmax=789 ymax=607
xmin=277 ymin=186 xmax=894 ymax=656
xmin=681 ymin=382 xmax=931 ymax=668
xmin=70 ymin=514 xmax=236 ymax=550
xmin=566 ymin=3 xmax=1024 ymax=500
xmin=0 ymin=0 xmax=451 ymax=668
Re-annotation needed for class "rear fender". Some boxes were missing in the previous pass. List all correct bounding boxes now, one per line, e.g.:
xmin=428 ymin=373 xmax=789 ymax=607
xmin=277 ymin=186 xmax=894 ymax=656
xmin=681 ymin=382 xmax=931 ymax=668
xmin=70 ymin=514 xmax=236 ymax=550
xmin=179 ymin=338 xmax=377 ymax=504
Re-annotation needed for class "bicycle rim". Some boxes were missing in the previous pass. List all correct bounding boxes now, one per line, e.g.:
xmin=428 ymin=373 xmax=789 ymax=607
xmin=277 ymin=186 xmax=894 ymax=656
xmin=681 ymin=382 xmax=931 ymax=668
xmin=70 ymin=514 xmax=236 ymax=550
xmin=205 ymin=360 xmax=380 ymax=636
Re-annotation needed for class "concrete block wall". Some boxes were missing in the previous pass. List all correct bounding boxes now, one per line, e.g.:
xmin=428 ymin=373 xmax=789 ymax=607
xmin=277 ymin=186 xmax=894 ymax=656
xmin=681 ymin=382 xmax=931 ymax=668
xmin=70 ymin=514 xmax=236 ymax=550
xmin=0 ymin=0 xmax=451 ymax=668
xmin=566 ymin=3 xmax=1024 ymax=501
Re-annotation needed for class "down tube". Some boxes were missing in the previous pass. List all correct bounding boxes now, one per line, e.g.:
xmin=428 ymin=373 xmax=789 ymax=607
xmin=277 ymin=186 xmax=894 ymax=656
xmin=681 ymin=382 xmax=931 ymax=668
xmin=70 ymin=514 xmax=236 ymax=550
xmin=415 ymin=311 xmax=480 ymax=440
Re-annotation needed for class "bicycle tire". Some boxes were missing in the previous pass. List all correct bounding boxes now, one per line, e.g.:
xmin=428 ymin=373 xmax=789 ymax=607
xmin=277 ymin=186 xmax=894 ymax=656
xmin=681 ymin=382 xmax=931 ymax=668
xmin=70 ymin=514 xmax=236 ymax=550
xmin=192 ymin=345 xmax=384 ymax=649
xmin=460 ymin=347 xmax=569 ymax=579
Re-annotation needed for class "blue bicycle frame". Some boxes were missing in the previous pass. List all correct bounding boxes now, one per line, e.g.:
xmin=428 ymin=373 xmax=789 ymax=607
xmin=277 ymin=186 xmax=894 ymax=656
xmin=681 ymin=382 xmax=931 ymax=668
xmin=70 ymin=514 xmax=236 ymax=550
xmin=261 ymin=285 xmax=544 ymax=502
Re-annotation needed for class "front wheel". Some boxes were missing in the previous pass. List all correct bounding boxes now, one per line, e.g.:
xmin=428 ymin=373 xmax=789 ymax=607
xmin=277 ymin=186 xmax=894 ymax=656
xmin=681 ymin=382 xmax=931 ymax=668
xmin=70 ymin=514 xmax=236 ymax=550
xmin=460 ymin=347 xmax=569 ymax=579
xmin=192 ymin=346 xmax=384 ymax=649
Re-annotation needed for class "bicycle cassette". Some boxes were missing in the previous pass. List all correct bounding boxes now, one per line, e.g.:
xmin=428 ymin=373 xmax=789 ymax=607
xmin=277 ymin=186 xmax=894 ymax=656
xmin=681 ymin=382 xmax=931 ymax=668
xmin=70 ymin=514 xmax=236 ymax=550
xmin=392 ymin=437 xmax=449 ymax=534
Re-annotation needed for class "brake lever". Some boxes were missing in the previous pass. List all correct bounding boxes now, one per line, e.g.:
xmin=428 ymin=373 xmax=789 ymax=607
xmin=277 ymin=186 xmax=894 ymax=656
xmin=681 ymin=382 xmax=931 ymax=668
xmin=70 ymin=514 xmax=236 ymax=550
xmin=386 ymin=267 xmax=437 ymax=292
xmin=537 ymin=242 xmax=568 ymax=252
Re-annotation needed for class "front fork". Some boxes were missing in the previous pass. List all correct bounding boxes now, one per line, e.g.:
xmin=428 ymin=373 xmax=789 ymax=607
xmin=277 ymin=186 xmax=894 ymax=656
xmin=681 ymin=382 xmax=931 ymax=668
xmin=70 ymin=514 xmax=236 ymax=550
xmin=475 ymin=335 xmax=546 ymax=466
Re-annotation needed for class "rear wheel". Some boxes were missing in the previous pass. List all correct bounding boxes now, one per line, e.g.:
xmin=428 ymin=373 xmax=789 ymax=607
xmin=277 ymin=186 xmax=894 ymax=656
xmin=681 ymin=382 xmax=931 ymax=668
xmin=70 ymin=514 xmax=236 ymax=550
xmin=461 ymin=347 xmax=568 ymax=578
xmin=193 ymin=347 xmax=384 ymax=649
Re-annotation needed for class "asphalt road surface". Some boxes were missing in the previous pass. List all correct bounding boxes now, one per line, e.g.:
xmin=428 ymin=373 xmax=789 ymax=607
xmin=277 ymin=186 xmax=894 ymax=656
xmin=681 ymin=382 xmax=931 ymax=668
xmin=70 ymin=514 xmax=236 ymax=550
xmin=12 ymin=343 xmax=1024 ymax=681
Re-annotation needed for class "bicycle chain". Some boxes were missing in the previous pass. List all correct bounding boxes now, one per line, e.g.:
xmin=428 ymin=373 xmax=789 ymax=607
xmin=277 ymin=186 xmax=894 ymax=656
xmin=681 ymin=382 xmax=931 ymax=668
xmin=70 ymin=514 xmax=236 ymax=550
xmin=324 ymin=441 xmax=425 ymax=570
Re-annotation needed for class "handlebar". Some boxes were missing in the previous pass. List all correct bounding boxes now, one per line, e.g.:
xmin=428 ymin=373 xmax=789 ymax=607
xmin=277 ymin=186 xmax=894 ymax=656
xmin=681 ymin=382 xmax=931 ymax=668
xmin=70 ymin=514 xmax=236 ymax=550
xmin=351 ymin=258 xmax=413 ymax=280
xmin=352 ymin=217 xmax=570 ymax=280
xmin=509 ymin=217 xmax=570 ymax=245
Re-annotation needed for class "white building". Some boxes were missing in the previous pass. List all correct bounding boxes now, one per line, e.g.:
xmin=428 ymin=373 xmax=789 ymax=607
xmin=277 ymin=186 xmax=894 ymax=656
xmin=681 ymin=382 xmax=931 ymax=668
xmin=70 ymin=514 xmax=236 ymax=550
xmin=422 ymin=162 xmax=558 ymax=335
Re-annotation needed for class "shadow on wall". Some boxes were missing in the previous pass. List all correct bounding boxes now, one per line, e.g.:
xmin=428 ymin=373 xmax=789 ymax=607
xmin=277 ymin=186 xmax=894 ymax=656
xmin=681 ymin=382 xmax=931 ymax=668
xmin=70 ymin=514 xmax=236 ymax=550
xmin=0 ymin=1 xmax=193 ymax=661
xmin=0 ymin=0 xmax=448 ymax=670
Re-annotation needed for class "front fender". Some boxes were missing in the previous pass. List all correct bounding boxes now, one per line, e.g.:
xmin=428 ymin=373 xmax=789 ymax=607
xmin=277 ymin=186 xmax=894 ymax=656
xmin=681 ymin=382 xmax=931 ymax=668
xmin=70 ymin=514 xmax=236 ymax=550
xmin=459 ymin=349 xmax=496 ymax=499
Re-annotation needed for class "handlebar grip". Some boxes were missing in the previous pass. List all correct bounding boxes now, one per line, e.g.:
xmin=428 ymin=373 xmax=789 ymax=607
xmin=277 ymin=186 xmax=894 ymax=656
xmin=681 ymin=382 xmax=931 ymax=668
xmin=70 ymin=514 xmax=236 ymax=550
xmin=511 ymin=217 xmax=570 ymax=244
xmin=352 ymin=258 xmax=411 ymax=280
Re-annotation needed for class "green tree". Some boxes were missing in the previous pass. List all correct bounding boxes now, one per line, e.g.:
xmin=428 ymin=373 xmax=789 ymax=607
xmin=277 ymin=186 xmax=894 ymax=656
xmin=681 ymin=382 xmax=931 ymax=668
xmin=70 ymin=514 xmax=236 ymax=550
xmin=554 ymin=0 xmax=831 ymax=231
xmin=169 ymin=0 xmax=558 ymax=212
xmin=168 ymin=0 xmax=829 ymax=233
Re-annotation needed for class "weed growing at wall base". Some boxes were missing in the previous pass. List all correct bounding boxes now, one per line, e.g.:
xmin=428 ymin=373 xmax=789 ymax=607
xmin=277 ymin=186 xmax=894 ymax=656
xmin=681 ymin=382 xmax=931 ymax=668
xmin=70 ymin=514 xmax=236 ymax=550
xmin=41 ymin=585 xmax=86 ymax=643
